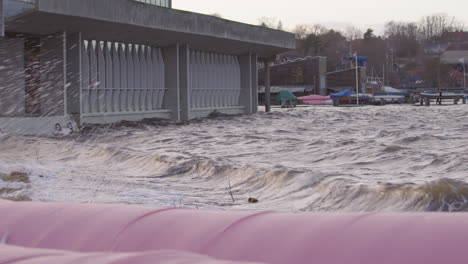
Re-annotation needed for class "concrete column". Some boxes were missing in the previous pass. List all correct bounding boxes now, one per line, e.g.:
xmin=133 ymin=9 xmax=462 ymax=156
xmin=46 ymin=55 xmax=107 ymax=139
xmin=65 ymin=32 xmax=82 ymax=123
xmin=264 ymin=59 xmax=271 ymax=113
xmin=0 ymin=37 xmax=25 ymax=116
xmin=251 ymin=53 xmax=258 ymax=113
xmin=1 ymin=0 xmax=4 ymax=37
xmin=178 ymin=44 xmax=190 ymax=121
xmin=40 ymin=31 xmax=66 ymax=117
xmin=319 ymin=57 xmax=327 ymax=96
xmin=162 ymin=44 xmax=180 ymax=121
xmin=239 ymin=52 xmax=252 ymax=114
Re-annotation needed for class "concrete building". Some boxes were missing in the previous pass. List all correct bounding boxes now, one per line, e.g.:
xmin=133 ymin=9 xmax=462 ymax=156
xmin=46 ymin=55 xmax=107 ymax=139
xmin=0 ymin=0 xmax=294 ymax=134
xmin=327 ymin=67 xmax=367 ymax=94
xmin=258 ymin=56 xmax=327 ymax=97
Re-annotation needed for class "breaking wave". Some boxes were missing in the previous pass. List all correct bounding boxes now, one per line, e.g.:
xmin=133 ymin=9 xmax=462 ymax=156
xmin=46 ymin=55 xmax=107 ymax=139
xmin=2 ymin=105 xmax=468 ymax=212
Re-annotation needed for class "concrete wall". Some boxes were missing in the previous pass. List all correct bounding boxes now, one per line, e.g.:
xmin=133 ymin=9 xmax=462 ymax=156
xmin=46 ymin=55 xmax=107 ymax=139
xmin=40 ymin=32 xmax=65 ymax=116
xmin=0 ymin=37 xmax=25 ymax=116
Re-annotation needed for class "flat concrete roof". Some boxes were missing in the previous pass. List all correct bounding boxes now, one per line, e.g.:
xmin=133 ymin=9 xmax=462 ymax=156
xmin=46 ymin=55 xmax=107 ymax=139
xmin=5 ymin=0 xmax=295 ymax=57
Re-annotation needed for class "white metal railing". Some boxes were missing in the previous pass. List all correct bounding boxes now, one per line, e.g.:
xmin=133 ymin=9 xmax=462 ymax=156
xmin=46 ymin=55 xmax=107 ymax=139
xmin=189 ymin=51 xmax=242 ymax=109
xmin=81 ymin=40 xmax=167 ymax=114
xmin=81 ymin=87 xmax=167 ymax=114
xmin=190 ymin=88 xmax=241 ymax=109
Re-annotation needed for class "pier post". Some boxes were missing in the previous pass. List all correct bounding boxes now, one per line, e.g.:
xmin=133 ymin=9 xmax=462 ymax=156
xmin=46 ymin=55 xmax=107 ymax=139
xmin=425 ymin=97 xmax=430 ymax=106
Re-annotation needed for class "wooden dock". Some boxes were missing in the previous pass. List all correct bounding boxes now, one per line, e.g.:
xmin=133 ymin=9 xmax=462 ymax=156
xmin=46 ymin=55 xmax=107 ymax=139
xmin=419 ymin=94 xmax=466 ymax=106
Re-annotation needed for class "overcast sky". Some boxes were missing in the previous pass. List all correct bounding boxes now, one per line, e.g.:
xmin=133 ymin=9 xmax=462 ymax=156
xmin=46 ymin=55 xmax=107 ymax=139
xmin=174 ymin=0 xmax=468 ymax=34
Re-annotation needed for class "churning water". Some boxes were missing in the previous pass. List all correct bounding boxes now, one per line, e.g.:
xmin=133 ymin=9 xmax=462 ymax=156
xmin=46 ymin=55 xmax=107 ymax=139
xmin=2 ymin=105 xmax=468 ymax=212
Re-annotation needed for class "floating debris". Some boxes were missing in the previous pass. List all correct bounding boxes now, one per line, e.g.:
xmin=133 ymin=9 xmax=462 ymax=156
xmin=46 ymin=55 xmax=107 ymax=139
xmin=248 ymin=198 xmax=259 ymax=204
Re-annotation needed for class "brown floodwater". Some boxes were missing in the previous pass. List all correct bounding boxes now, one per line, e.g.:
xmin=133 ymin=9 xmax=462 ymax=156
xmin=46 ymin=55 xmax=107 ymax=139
xmin=1 ymin=105 xmax=468 ymax=212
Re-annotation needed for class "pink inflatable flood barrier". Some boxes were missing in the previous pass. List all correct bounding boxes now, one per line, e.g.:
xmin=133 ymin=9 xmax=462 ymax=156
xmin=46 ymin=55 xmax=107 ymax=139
xmin=0 ymin=245 xmax=262 ymax=264
xmin=1 ymin=200 xmax=468 ymax=264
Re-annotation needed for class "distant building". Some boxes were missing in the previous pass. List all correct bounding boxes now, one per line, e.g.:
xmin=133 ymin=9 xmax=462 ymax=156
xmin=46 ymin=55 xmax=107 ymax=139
xmin=326 ymin=67 xmax=367 ymax=94
xmin=441 ymin=31 xmax=468 ymax=46
xmin=441 ymin=50 xmax=467 ymax=90
xmin=276 ymin=39 xmax=306 ymax=63
xmin=441 ymin=50 xmax=468 ymax=64
xmin=258 ymin=56 xmax=327 ymax=97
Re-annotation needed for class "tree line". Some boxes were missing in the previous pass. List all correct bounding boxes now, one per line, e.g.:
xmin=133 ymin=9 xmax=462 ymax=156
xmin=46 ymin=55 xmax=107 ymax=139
xmin=258 ymin=14 xmax=466 ymax=88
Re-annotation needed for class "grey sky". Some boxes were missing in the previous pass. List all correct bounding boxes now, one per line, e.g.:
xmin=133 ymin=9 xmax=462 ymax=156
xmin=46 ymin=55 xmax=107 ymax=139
xmin=174 ymin=0 xmax=468 ymax=34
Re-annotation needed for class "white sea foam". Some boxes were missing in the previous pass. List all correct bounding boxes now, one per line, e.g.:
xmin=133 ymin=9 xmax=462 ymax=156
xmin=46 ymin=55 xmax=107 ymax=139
xmin=1 ymin=105 xmax=468 ymax=212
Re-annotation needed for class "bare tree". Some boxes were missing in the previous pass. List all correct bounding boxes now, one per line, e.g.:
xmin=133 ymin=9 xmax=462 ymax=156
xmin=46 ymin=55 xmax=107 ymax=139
xmin=419 ymin=13 xmax=465 ymax=42
xmin=384 ymin=21 xmax=419 ymax=39
xmin=293 ymin=24 xmax=328 ymax=39
xmin=344 ymin=26 xmax=363 ymax=41
xmin=384 ymin=21 xmax=420 ymax=58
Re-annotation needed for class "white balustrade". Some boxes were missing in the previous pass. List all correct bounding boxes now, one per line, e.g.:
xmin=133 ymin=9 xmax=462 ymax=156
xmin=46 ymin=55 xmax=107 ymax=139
xmin=81 ymin=40 xmax=166 ymax=114
xmin=189 ymin=50 xmax=241 ymax=109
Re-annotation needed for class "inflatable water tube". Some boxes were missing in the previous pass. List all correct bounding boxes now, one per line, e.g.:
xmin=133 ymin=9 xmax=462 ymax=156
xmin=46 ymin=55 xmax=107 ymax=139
xmin=0 ymin=245 xmax=260 ymax=264
xmin=1 ymin=200 xmax=468 ymax=264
